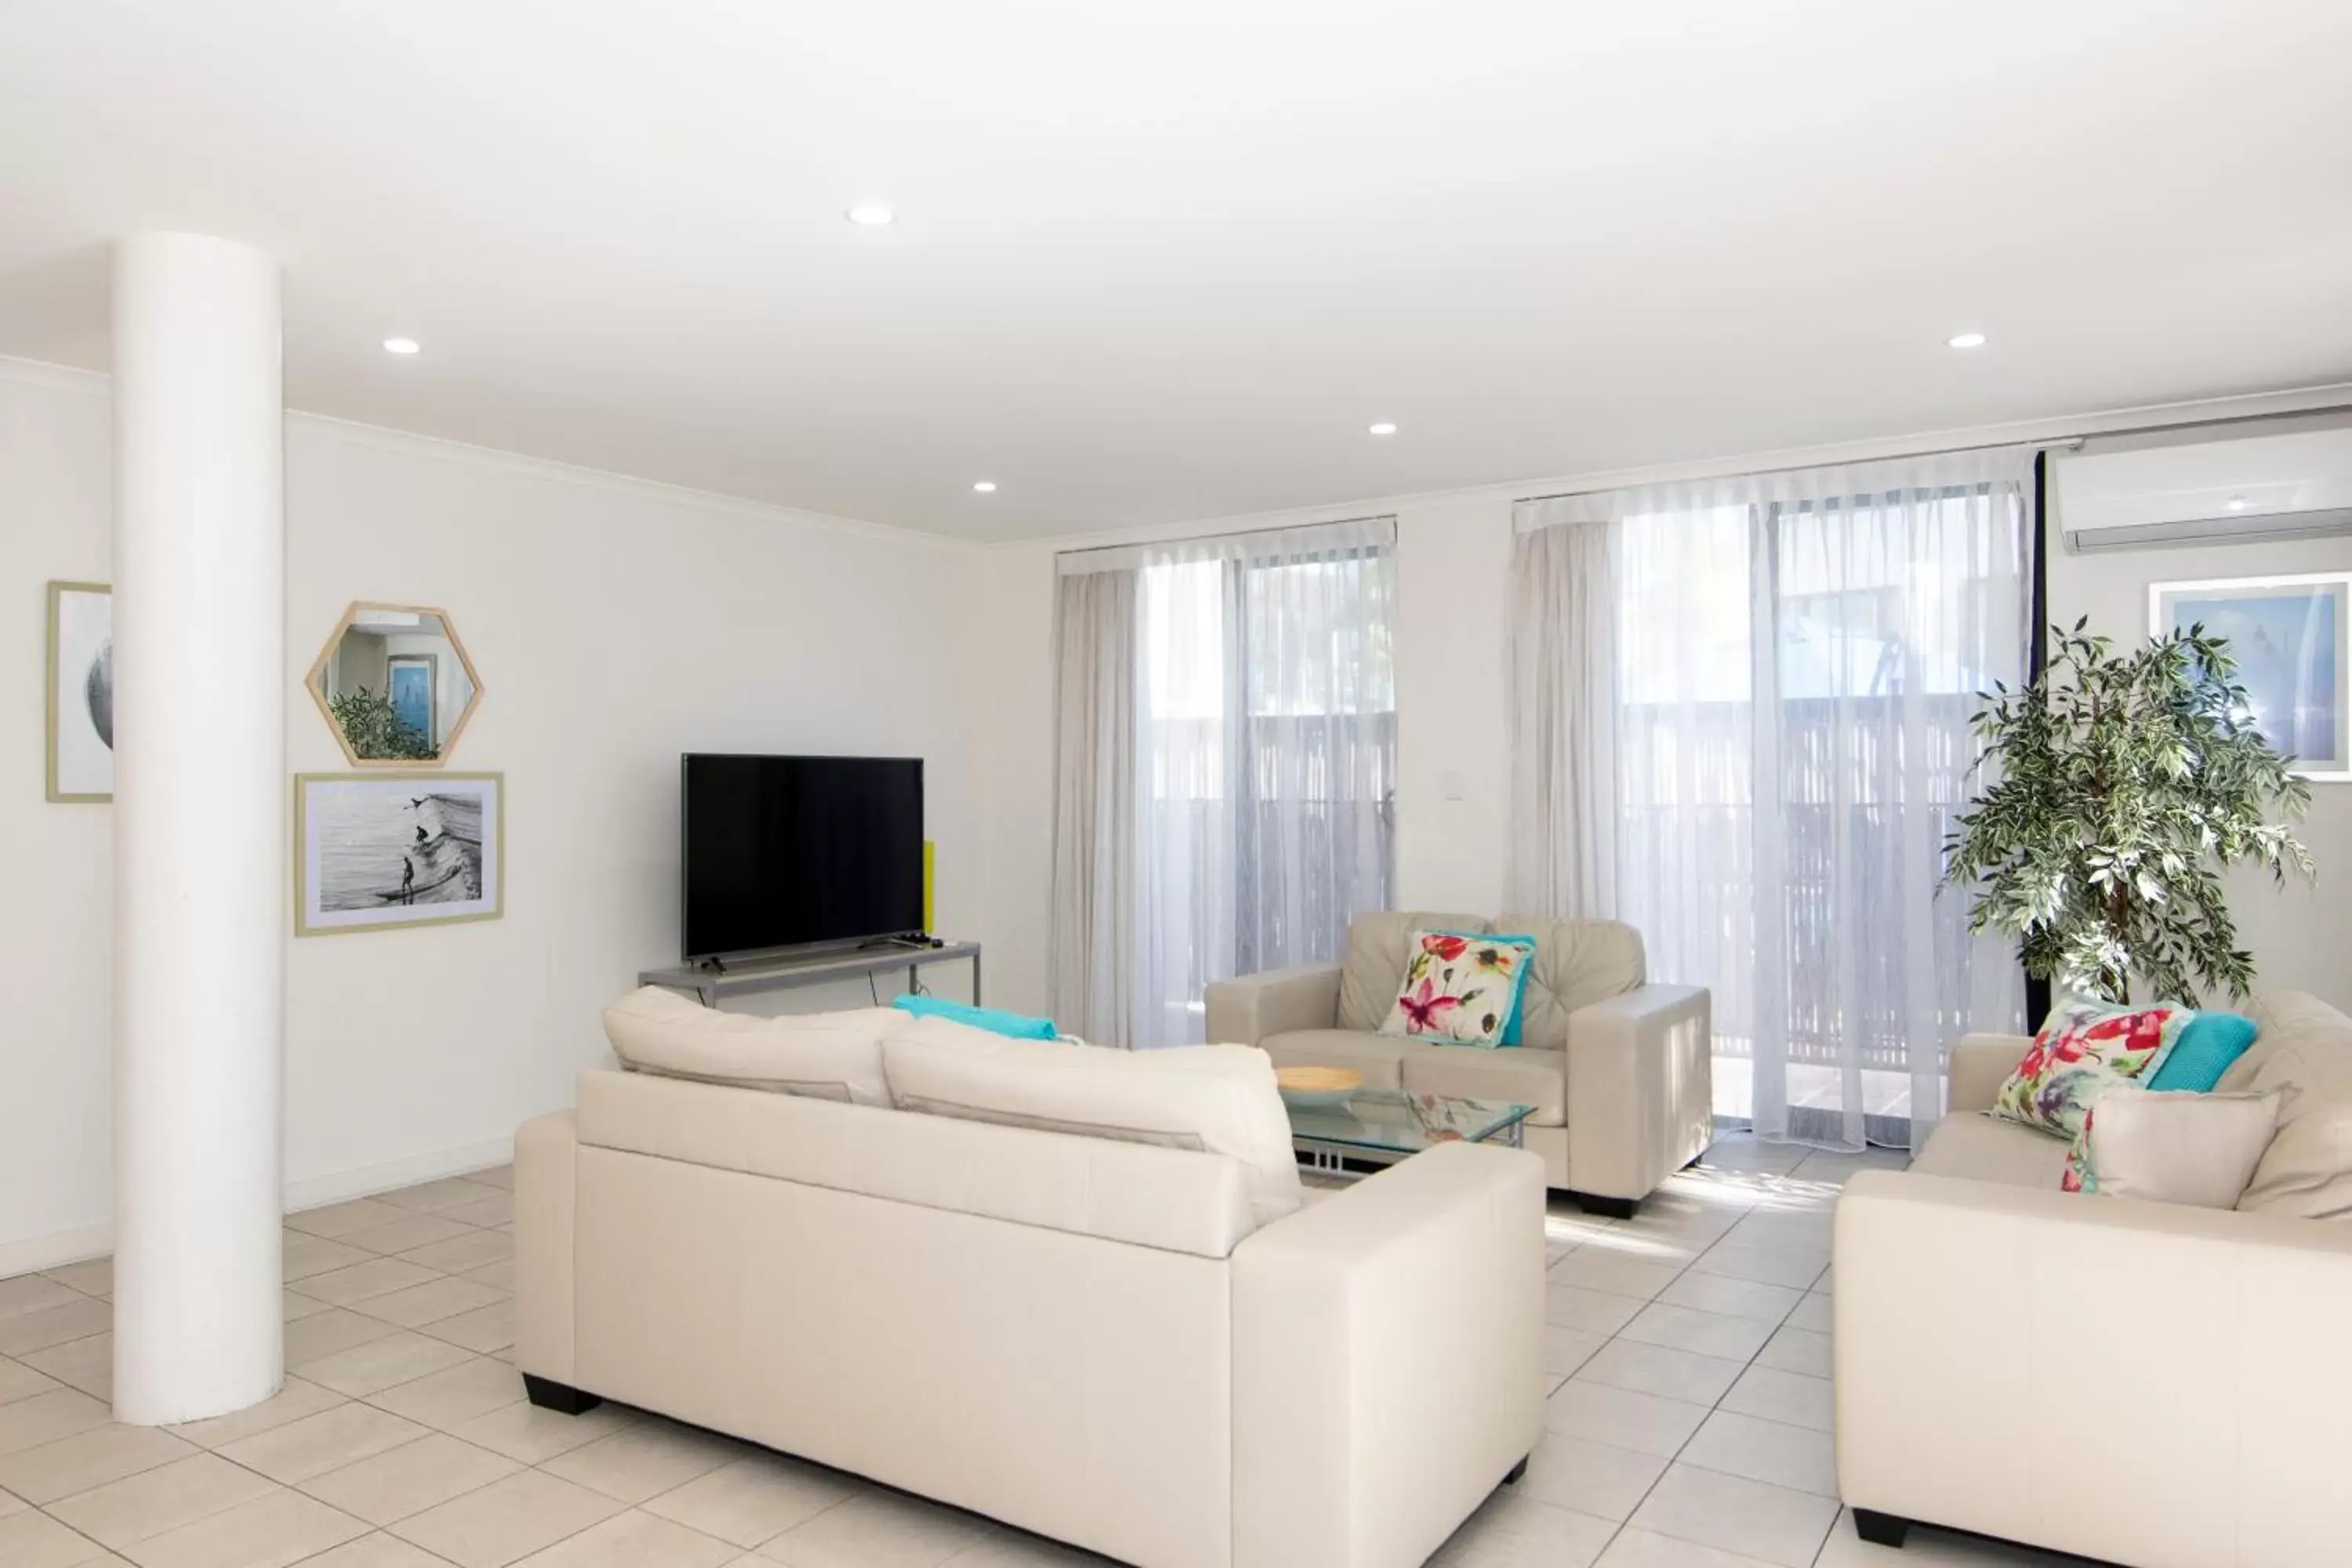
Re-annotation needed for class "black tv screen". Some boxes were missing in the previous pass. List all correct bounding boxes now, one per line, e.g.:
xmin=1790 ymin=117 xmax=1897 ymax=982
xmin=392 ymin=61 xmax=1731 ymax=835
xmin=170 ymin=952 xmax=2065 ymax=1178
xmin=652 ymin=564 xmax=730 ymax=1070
xmin=681 ymin=754 xmax=924 ymax=960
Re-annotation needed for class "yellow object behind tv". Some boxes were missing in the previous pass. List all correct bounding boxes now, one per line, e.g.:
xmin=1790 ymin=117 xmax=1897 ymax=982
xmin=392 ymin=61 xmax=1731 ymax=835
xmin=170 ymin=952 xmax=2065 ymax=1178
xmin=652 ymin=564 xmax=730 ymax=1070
xmin=923 ymin=840 xmax=935 ymax=933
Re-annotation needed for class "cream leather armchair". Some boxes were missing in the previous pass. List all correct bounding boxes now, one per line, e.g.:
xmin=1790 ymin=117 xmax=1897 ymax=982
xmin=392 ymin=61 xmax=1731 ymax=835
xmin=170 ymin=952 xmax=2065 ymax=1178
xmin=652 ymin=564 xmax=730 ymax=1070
xmin=1205 ymin=911 xmax=1712 ymax=1213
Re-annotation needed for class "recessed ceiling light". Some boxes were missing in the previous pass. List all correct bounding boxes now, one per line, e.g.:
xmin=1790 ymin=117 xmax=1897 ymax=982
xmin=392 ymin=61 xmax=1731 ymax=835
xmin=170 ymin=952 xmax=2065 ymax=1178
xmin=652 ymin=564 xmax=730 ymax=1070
xmin=383 ymin=337 xmax=420 ymax=355
xmin=1367 ymin=422 xmax=1398 ymax=437
xmin=2227 ymin=496 xmax=2249 ymax=512
xmin=972 ymin=481 xmax=997 ymax=493
xmin=846 ymin=203 xmax=895 ymax=227
xmin=1946 ymin=332 xmax=1987 ymax=350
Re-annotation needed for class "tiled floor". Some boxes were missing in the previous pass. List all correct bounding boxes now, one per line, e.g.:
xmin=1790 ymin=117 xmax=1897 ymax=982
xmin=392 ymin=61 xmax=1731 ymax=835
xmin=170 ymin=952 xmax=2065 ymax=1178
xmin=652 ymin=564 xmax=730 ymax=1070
xmin=0 ymin=1141 xmax=2087 ymax=1567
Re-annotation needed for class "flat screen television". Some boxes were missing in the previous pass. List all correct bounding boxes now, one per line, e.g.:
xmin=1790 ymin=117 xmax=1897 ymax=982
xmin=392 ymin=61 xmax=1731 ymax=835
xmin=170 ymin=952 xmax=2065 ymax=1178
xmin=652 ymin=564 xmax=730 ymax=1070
xmin=681 ymin=753 xmax=924 ymax=961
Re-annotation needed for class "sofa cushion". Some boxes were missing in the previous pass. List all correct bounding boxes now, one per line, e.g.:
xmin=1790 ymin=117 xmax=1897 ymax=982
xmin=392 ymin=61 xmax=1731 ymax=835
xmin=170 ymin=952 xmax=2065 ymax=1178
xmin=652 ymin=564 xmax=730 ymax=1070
xmin=1338 ymin=912 xmax=1491 ymax=1032
xmin=1399 ymin=1046 xmax=1566 ymax=1126
xmin=1377 ymin=930 xmax=1537 ymax=1047
xmin=602 ymin=985 xmax=895 ymax=1106
xmin=2223 ymin=992 xmax=2352 ymax=1219
xmin=1911 ymin=1112 xmax=2071 ymax=1189
xmin=2064 ymin=1085 xmax=2282 ymax=1206
xmin=884 ymin=1031 xmax=1303 ymax=1225
xmin=1494 ymin=916 xmax=1646 ymax=1052
xmin=1261 ymin=1029 xmax=1419 ymax=1090
xmin=1990 ymin=1000 xmax=2187 ymax=1141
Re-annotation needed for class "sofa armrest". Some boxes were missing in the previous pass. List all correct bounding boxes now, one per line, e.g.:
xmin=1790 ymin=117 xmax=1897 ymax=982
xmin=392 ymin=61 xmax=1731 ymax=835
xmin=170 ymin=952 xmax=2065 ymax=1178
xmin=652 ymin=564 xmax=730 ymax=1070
xmin=1836 ymin=1171 xmax=2352 ymax=1566
xmin=1231 ymin=1142 xmax=1546 ymax=1568
xmin=1563 ymin=983 xmax=1712 ymax=1201
xmin=1204 ymin=963 xmax=1342 ymax=1046
xmin=1947 ymin=1033 xmax=2029 ymax=1115
xmin=513 ymin=1110 xmax=578 ymax=1386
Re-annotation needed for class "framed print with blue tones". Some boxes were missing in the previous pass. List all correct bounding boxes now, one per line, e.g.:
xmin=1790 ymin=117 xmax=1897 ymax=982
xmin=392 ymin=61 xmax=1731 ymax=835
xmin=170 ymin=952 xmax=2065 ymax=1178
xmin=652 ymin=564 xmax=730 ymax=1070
xmin=2151 ymin=572 xmax=2352 ymax=781
xmin=387 ymin=653 xmax=438 ymax=750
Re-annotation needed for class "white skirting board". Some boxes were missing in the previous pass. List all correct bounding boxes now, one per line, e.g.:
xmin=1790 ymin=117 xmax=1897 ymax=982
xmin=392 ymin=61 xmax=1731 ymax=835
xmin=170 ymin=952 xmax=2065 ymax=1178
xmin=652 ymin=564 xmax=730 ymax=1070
xmin=0 ymin=1134 xmax=516 ymax=1278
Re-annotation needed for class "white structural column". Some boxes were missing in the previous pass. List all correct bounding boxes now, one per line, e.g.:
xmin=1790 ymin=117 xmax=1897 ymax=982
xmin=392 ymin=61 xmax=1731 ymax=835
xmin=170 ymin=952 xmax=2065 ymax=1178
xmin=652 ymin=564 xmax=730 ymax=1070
xmin=111 ymin=233 xmax=287 ymax=1425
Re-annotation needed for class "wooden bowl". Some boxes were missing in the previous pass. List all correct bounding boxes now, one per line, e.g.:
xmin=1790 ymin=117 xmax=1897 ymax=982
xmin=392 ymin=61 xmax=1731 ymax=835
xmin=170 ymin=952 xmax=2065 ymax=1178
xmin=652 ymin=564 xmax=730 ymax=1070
xmin=1276 ymin=1065 xmax=1363 ymax=1109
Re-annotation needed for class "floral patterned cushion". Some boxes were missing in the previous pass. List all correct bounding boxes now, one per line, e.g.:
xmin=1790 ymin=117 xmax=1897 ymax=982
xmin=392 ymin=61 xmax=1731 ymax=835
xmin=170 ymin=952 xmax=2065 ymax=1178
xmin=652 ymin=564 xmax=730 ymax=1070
xmin=1378 ymin=930 xmax=1536 ymax=1048
xmin=1992 ymin=999 xmax=2190 ymax=1143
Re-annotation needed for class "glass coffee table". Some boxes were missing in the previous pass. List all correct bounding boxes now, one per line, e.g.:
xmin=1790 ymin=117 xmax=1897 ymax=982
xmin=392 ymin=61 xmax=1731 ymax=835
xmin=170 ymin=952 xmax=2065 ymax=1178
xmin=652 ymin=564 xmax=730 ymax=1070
xmin=1286 ymin=1088 xmax=1534 ymax=1179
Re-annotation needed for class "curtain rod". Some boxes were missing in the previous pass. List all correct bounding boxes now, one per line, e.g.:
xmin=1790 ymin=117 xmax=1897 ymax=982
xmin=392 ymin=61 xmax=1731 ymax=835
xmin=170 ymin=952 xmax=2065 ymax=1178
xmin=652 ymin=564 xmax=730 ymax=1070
xmin=1054 ymin=510 xmax=1396 ymax=562
xmin=1512 ymin=401 xmax=2352 ymax=506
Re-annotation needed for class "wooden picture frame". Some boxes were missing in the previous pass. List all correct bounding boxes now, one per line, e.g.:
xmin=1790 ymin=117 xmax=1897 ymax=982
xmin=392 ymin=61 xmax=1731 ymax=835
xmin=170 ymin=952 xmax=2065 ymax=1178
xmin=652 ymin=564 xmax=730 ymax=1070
xmin=294 ymin=771 xmax=506 ymax=936
xmin=305 ymin=601 xmax=486 ymax=769
xmin=45 ymin=579 xmax=113 ymax=803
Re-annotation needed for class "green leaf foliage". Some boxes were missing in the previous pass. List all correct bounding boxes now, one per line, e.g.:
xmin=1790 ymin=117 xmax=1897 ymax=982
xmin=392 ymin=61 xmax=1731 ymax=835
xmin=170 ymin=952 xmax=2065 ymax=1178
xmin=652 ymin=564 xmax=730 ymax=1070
xmin=328 ymin=684 xmax=435 ymax=761
xmin=1943 ymin=619 xmax=2314 ymax=1005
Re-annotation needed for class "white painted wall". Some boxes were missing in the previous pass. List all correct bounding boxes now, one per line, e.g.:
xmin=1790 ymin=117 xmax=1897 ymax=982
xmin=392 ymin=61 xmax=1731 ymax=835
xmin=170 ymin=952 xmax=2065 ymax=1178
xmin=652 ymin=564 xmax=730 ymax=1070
xmin=2 ymin=361 xmax=988 ymax=1269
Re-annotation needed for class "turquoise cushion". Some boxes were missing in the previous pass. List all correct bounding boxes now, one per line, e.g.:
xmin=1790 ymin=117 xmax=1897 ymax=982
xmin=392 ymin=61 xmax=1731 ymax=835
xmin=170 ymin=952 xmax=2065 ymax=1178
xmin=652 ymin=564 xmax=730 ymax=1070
xmin=2143 ymin=1011 xmax=2259 ymax=1092
xmin=1431 ymin=930 xmax=1539 ymax=1048
xmin=892 ymin=995 xmax=1058 ymax=1040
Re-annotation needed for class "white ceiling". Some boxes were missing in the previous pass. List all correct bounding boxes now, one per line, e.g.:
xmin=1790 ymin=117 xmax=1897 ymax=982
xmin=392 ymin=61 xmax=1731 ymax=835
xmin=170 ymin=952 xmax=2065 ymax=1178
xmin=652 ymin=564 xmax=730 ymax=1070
xmin=3 ymin=1 xmax=2348 ymax=542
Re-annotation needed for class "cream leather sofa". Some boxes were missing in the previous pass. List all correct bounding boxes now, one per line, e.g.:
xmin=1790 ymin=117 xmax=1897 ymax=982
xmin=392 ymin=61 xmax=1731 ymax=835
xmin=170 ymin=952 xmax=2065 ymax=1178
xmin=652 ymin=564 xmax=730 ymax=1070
xmin=1205 ymin=912 xmax=1711 ymax=1214
xmin=1835 ymin=992 xmax=2352 ymax=1566
xmin=515 ymin=1059 xmax=1546 ymax=1568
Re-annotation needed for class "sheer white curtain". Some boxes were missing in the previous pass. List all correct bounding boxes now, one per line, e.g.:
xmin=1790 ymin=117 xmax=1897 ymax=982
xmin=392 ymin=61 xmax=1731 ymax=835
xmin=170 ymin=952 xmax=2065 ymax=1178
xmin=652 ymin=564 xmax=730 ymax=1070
xmin=1511 ymin=452 xmax=2031 ymax=1150
xmin=1052 ymin=517 xmax=1397 ymax=1048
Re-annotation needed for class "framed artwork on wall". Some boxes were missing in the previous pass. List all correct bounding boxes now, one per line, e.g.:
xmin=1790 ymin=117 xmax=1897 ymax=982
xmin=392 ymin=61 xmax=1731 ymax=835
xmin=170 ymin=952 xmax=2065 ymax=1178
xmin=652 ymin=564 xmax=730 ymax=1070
xmin=2151 ymin=571 xmax=2352 ymax=782
xmin=295 ymin=771 xmax=505 ymax=935
xmin=46 ymin=579 xmax=114 ymax=803
xmin=386 ymin=652 xmax=439 ymax=746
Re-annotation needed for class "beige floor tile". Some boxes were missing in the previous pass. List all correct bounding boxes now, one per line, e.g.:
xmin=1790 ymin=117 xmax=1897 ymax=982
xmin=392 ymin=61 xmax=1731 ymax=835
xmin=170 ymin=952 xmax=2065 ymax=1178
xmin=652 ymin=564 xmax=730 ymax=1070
xmin=283 ymin=1235 xmax=376 ymax=1283
xmin=1430 ymin=1490 xmax=1614 ymax=1568
xmin=463 ymin=1166 xmax=514 ymax=1191
xmin=444 ymin=1400 xmax=638 ymax=1465
xmin=339 ymin=1216 xmax=477 ymax=1258
xmin=45 ymin=1453 xmax=281 ymax=1549
xmin=395 ymin=1232 xmax=513 ymax=1276
xmin=755 ymin=1488 xmax=993 ymax=1568
xmin=356 ymin=1278 xmax=506 ymax=1331
xmin=511 ymin=1508 xmax=738 ymax=1567
xmin=642 ymin=1454 xmax=860 ymax=1548
xmin=285 ymin=1534 xmax=456 ymax=1568
xmin=0 ymin=1482 xmax=21 ymax=1517
xmin=298 ymin=1260 xmax=443 ymax=1309
xmin=365 ymin=1357 xmax=524 ymax=1432
xmin=539 ymin=1419 xmax=745 ymax=1504
xmin=1719 ymin=1367 xmax=1833 ymax=1434
xmin=217 ymin=1403 xmax=428 ymax=1485
xmin=163 ymin=1377 xmax=346 ymax=1450
xmin=1542 ymin=1327 xmax=1606 ymax=1379
xmin=1627 ymin=1464 xmax=1838 ymax=1568
xmin=1655 ymin=1272 xmax=1802 ymax=1327
xmin=1572 ymin=1340 xmax=1747 ymax=1406
xmin=1751 ymin=1325 xmax=1832 ymax=1380
xmin=419 ymin=1300 xmax=516 ymax=1355
xmin=298 ymin=1432 xmax=520 ymax=1526
xmin=436 ymin=1194 xmax=514 ymax=1229
xmin=43 ymin=1260 xmax=114 ymax=1301
xmin=1785 ymin=1293 xmax=1834 ymax=1334
xmin=1594 ymin=1526 xmax=1777 ymax=1566
xmin=284 ymin=1311 xmax=405 ymax=1367
xmin=285 ymin=1200 xmax=412 ymax=1240
xmin=1 ymin=1357 xmax=65 ymax=1406
xmin=0 ymin=1275 xmax=86 ymax=1321
xmin=1548 ymin=1250 xmax=1685 ymax=1302
xmin=0 ymin=1388 xmax=115 ymax=1458
xmin=284 ymin=1291 xmax=335 ymax=1323
xmin=0 ymin=1421 xmax=194 ymax=1504
xmin=0 ymin=1506 xmax=123 ymax=1566
xmin=0 ymin=1298 xmax=113 ymax=1358
xmin=24 ymin=1333 xmax=113 ymax=1399
xmin=378 ymin=1178 xmax=506 ymax=1215
xmin=298 ymin=1333 xmax=475 ymax=1397
xmin=1615 ymin=1302 xmax=1775 ymax=1363
xmin=1679 ymin=1411 xmax=1839 ymax=1499
xmin=387 ymin=1468 xmax=624 ymax=1568
xmin=1518 ymin=1434 xmax=1671 ymax=1523
xmin=457 ymin=1260 xmax=515 ymax=1294
xmin=1687 ymin=1243 xmax=1833 ymax=1292
xmin=1543 ymin=1381 xmax=1711 ymax=1460
xmin=119 ymin=1486 xmax=367 ymax=1568
xmin=1722 ymin=1210 xmax=1835 ymax=1252
xmin=1544 ymin=1285 xmax=1643 ymax=1336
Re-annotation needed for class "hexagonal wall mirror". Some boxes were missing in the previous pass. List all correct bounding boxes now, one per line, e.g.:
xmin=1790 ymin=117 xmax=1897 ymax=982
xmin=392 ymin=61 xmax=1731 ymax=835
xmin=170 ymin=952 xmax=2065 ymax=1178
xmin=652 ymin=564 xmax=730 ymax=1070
xmin=307 ymin=602 xmax=485 ymax=767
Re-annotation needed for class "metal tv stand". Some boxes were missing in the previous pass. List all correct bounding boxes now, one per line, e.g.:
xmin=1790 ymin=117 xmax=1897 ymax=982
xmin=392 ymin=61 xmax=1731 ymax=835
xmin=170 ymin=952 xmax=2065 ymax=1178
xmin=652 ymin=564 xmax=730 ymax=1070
xmin=638 ymin=939 xmax=981 ymax=1010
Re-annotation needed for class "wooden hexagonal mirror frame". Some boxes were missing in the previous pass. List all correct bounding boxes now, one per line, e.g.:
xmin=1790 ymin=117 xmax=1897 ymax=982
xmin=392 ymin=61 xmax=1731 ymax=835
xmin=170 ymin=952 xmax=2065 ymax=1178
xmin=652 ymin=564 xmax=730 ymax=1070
xmin=305 ymin=601 xmax=486 ymax=768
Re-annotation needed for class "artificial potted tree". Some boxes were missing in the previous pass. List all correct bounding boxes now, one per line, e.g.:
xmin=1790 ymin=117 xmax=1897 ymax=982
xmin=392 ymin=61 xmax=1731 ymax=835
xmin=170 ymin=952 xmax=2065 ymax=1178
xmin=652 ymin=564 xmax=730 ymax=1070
xmin=1945 ymin=619 xmax=2314 ymax=1006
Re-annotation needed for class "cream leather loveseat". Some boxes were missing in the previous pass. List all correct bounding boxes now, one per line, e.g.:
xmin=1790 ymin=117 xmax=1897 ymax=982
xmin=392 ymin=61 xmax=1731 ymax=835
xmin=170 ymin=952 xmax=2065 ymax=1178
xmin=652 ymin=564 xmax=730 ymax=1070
xmin=515 ymin=1005 xmax=1547 ymax=1568
xmin=1834 ymin=992 xmax=2352 ymax=1566
xmin=1206 ymin=912 xmax=1711 ymax=1213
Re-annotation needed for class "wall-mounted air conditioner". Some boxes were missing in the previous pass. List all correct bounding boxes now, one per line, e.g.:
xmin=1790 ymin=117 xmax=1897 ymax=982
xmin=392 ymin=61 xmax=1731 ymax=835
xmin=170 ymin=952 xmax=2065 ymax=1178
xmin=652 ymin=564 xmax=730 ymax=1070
xmin=2053 ymin=419 xmax=2352 ymax=553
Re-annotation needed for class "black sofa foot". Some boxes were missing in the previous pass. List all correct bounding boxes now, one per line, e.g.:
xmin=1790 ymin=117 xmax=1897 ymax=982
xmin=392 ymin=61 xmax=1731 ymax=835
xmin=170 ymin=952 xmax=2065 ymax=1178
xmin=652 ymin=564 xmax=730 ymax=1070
xmin=523 ymin=1374 xmax=602 ymax=1415
xmin=1501 ymin=1456 xmax=1528 ymax=1486
xmin=1853 ymin=1509 xmax=1911 ymax=1548
xmin=1571 ymin=1192 xmax=1638 ymax=1219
